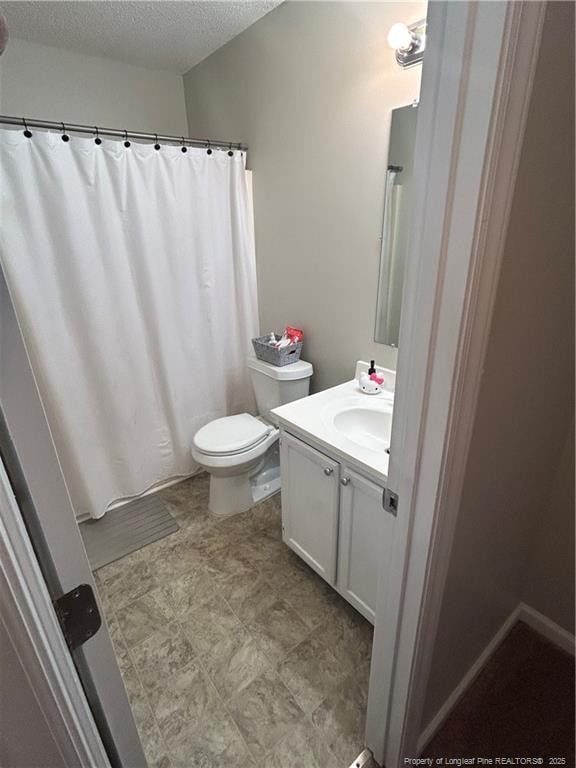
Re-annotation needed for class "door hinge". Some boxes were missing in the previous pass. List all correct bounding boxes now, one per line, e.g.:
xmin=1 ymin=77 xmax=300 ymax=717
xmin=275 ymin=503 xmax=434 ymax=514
xmin=53 ymin=583 xmax=102 ymax=651
xmin=383 ymin=488 xmax=399 ymax=517
xmin=348 ymin=748 xmax=375 ymax=768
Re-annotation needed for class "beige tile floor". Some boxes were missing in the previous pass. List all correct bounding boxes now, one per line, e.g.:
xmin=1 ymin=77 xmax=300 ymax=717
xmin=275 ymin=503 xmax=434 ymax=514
xmin=95 ymin=473 xmax=373 ymax=768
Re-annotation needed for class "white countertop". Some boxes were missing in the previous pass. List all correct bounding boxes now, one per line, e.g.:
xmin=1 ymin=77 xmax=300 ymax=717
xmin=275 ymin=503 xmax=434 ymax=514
xmin=272 ymin=362 xmax=395 ymax=483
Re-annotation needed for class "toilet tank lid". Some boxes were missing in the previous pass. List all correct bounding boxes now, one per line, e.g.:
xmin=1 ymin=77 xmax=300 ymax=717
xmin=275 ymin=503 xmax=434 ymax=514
xmin=247 ymin=355 xmax=313 ymax=381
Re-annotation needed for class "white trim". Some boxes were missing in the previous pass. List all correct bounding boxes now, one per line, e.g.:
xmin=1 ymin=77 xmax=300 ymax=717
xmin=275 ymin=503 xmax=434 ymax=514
xmin=365 ymin=2 xmax=548 ymax=766
xmin=518 ymin=603 xmax=576 ymax=657
xmin=416 ymin=603 xmax=575 ymax=754
xmin=0 ymin=458 xmax=111 ymax=768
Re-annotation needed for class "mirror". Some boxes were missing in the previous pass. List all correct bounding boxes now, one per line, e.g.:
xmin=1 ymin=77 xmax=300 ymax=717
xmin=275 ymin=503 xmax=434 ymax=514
xmin=374 ymin=102 xmax=419 ymax=347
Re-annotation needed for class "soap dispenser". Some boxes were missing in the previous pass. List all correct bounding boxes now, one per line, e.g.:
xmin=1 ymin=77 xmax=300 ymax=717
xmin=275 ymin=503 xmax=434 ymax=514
xmin=359 ymin=361 xmax=384 ymax=395
xmin=358 ymin=360 xmax=384 ymax=395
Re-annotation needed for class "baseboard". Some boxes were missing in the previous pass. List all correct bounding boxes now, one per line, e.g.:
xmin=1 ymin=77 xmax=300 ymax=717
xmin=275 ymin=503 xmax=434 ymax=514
xmin=517 ymin=602 xmax=575 ymax=657
xmin=416 ymin=605 xmax=522 ymax=754
xmin=417 ymin=602 xmax=575 ymax=754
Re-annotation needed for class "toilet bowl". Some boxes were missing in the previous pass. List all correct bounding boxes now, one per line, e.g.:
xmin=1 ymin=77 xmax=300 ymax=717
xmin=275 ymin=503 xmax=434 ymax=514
xmin=192 ymin=356 xmax=313 ymax=518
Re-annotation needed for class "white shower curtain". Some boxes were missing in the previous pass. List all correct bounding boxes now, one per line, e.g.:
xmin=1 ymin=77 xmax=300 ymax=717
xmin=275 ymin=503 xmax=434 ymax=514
xmin=0 ymin=130 xmax=258 ymax=520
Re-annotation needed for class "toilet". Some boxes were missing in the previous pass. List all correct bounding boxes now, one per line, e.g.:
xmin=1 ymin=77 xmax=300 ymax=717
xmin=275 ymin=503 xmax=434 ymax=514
xmin=192 ymin=355 xmax=313 ymax=518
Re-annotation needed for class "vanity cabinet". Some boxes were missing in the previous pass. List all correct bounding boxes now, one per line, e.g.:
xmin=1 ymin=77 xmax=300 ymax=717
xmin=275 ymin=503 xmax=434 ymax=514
xmin=280 ymin=430 xmax=392 ymax=623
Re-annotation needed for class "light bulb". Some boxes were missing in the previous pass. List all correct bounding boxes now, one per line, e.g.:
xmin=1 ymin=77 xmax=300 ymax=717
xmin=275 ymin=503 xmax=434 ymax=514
xmin=387 ymin=23 xmax=413 ymax=52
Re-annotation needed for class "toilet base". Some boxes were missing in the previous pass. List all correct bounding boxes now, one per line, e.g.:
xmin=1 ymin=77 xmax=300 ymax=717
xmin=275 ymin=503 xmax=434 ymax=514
xmin=208 ymin=443 xmax=280 ymax=518
xmin=251 ymin=460 xmax=281 ymax=505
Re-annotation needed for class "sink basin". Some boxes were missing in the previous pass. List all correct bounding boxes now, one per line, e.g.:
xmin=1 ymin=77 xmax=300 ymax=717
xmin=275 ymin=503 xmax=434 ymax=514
xmin=322 ymin=396 xmax=393 ymax=453
xmin=332 ymin=407 xmax=392 ymax=452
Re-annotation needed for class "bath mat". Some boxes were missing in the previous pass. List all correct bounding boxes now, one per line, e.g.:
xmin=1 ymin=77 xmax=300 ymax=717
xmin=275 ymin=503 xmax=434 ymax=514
xmin=80 ymin=494 xmax=179 ymax=570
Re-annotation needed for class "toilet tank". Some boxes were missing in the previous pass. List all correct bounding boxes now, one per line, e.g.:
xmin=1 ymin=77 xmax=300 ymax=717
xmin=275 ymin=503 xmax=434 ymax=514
xmin=247 ymin=356 xmax=313 ymax=424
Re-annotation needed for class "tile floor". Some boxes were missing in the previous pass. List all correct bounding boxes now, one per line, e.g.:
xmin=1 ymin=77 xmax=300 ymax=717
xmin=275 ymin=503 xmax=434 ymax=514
xmin=94 ymin=473 xmax=374 ymax=768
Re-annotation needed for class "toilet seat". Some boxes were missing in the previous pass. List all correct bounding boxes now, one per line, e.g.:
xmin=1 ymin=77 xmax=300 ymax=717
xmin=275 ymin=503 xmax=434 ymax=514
xmin=192 ymin=425 xmax=278 ymax=470
xmin=193 ymin=413 xmax=275 ymax=457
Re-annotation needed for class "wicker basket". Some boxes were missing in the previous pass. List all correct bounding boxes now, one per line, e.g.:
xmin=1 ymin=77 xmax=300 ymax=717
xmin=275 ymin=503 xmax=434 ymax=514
xmin=252 ymin=334 xmax=303 ymax=366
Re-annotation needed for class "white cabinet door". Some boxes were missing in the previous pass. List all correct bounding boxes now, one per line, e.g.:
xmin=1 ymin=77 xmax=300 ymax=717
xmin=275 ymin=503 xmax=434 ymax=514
xmin=280 ymin=431 xmax=340 ymax=585
xmin=337 ymin=467 xmax=392 ymax=623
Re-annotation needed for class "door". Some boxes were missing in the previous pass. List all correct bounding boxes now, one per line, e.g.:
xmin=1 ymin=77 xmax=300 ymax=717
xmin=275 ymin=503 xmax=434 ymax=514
xmin=0 ymin=270 xmax=145 ymax=767
xmin=280 ymin=431 xmax=340 ymax=584
xmin=337 ymin=467 xmax=392 ymax=623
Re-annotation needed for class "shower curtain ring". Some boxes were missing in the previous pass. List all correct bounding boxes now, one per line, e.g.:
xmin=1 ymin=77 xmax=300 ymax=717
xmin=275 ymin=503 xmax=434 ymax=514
xmin=123 ymin=130 xmax=131 ymax=148
xmin=206 ymin=140 xmax=212 ymax=156
xmin=22 ymin=118 xmax=32 ymax=138
xmin=94 ymin=126 xmax=102 ymax=145
xmin=154 ymin=134 xmax=161 ymax=151
xmin=181 ymin=137 xmax=187 ymax=153
xmin=61 ymin=122 xmax=70 ymax=142
xmin=228 ymin=143 xmax=234 ymax=157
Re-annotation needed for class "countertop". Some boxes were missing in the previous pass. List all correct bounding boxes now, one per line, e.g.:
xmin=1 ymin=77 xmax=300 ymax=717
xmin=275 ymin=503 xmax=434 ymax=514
xmin=272 ymin=362 xmax=395 ymax=483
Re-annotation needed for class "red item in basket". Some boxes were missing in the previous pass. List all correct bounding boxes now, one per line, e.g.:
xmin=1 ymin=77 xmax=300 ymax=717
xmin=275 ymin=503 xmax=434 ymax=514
xmin=285 ymin=326 xmax=304 ymax=343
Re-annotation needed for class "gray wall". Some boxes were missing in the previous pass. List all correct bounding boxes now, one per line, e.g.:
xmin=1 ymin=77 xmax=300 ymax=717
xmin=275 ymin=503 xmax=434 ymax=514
xmin=0 ymin=38 xmax=188 ymax=135
xmin=421 ymin=0 xmax=574 ymax=729
xmin=183 ymin=1 xmax=424 ymax=391
xmin=523 ymin=426 xmax=574 ymax=633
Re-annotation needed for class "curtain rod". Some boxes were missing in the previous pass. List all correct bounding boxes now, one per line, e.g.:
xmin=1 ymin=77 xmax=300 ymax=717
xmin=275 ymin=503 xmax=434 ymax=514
xmin=0 ymin=115 xmax=248 ymax=152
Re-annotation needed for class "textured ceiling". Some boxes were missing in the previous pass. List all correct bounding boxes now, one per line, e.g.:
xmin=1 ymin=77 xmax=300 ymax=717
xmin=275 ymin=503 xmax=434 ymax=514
xmin=0 ymin=1 xmax=283 ymax=73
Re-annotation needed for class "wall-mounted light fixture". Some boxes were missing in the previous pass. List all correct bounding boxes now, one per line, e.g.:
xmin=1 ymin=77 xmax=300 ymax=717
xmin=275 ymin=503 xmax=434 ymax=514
xmin=387 ymin=19 xmax=426 ymax=69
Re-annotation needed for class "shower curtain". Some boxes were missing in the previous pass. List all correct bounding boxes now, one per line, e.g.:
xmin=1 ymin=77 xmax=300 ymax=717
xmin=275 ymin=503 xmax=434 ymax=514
xmin=0 ymin=130 xmax=258 ymax=520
